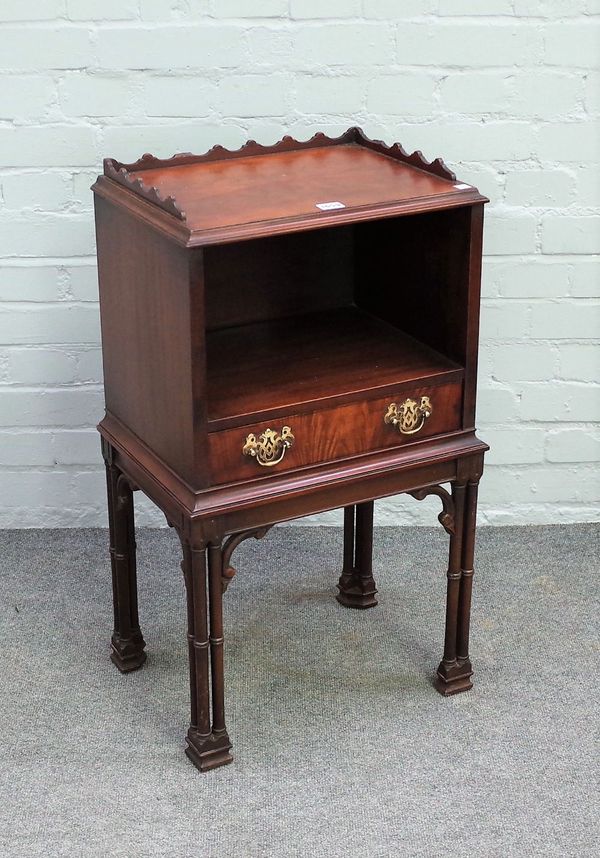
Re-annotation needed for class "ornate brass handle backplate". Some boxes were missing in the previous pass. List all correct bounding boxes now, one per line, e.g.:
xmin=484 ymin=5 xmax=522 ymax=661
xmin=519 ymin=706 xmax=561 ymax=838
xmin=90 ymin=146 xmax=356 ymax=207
xmin=384 ymin=396 xmax=433 ymax=435
xmin=242 ymin=426 xmax=295 ymax=467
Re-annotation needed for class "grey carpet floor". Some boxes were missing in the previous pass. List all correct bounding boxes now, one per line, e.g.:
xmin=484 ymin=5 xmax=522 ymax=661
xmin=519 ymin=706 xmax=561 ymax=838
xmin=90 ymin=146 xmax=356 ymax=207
xmin=0 ymin=525 xmax=598 ymax=858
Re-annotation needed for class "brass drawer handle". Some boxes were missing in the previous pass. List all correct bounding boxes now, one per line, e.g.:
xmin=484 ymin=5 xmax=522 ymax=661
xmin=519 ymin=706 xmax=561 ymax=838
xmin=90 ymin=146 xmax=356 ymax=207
xmin=384 ymin=396 xmax=433 ymax=435
xmin=242 ymin=426 xmax=295 ymax=467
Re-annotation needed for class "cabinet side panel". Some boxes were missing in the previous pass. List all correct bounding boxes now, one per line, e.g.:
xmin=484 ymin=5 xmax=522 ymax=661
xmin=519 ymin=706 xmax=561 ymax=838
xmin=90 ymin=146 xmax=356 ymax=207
xmin=462 ymin=204 xmax=484 ymax=428
xmin=95 ymin=197 xmax=198 ymax=482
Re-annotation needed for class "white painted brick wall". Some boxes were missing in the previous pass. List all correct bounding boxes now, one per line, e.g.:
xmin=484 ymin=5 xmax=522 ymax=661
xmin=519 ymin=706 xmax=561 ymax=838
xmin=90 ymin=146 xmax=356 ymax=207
xmin=0 ymin=2 xmax=598 ymax=528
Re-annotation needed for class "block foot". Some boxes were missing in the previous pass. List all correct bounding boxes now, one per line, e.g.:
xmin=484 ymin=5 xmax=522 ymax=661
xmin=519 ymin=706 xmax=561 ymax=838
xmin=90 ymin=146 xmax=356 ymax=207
xmin=185 ymin=728 xmax=233 ymax=772
xmin=110 ymin=631 xmax=147 ymax=673
xmin=434 ymin=658 xmax=473 ymax=696
xmin=336 ymin=570 xmax=378 ymax=609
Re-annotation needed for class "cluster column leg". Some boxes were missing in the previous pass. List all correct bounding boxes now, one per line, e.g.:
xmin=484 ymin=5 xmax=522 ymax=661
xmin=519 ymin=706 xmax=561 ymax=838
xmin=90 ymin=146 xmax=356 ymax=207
xmin=103 ymin=442 xmax=146 ymax=673
xmin=435 ymin=480 xmax=477 ymax=696
xmin=336 ymin=501 xmax=378 ymax=609
xmin=182 ymin=537 xmax=233 ymax=772
xmin=456 ymin=479 xmax=480 ymax=679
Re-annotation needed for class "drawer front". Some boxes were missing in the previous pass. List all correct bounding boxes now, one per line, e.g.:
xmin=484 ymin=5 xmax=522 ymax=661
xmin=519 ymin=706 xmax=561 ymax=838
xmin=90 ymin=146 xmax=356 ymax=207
xmin=208 ymin=380 xmax=462 ymax=485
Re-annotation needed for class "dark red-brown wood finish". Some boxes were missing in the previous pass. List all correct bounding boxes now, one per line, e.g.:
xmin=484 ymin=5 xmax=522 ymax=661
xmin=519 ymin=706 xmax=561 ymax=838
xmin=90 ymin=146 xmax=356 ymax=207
xmin=93 ymin=128 xmax=488 ymax=772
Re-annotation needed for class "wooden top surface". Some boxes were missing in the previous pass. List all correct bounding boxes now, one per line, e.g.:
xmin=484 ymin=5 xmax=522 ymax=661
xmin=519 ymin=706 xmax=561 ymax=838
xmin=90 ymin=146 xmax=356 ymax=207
xmin=96 ymin=129 xmax=487 ymax=245
xmin=131 ymin=145 xmax=461 ymax=232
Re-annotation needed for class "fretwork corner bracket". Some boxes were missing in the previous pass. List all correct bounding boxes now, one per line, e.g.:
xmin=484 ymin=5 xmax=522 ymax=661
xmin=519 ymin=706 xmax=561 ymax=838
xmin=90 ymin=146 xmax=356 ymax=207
xmin=221 ymin=526 xmax=273 ymax=593
xmin=409 ymin=485 xmax=455 ymax=535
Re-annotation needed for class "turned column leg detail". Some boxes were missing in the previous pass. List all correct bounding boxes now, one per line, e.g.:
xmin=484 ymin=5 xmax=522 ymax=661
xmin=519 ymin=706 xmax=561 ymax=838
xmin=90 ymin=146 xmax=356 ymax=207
xmin=435 ymin=482 xmax=472 ymax=696
xmin=356 ymin=502 xmax=377 ymax=606
xmin=182 ymin=537 xmax=233 ymax=772
xmin=336 ymin=501 xmax=378 ymax=609
xmin=208 ymin=543 xmax=227 ymax=736
xmin=456 ymin=479 xmax=479 ymax=673
xmin=181 ymin=543 xmax=210 ymax=736
xmin=409 ymin=481 xmax=476 ymax=696
xmin=337 ymin=506 xmax=356 ymax=594
xmin=104 ymin=445 xmax=146 ymax=673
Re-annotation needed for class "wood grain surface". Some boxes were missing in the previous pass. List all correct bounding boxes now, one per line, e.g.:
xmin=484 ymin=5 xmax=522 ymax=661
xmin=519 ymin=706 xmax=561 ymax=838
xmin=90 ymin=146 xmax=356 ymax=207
xmin=208 ymin=379 xmax=463 ymax=485
xmin=206 ymin=306 xmax=462 ymax=429
xmin=130 ymin=144 xmax=464 ymax=232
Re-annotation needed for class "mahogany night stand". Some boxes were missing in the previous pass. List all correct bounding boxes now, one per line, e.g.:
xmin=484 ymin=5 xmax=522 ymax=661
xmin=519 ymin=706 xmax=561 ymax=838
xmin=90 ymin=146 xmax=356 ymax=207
xmin=92 ymin=127 xmax=489 ymax=772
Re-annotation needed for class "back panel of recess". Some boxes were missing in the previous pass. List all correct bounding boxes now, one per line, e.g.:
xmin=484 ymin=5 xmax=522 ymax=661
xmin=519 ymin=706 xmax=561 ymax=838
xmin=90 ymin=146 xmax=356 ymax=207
xmin=203 ymin=225 xmax=354 ymax=331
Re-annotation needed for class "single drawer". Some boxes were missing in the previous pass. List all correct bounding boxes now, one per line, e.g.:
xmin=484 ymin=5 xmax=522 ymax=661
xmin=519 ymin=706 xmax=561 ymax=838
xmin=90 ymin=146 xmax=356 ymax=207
xmin=208 ymin=379 xmax=462 ymax=485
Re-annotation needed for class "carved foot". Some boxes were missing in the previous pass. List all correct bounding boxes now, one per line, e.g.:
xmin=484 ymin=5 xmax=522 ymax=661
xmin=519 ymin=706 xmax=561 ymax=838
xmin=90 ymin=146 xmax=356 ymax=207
xmin=110 ymin=630 xmax=147 ymax=673
xmin=337 ymin=502 xmax=378 ymax=609
xmin=434 ymin=658 xmax=473 ymax=696
xmin=185 ymin=728 xmax=233 ymax=772
xmin=336 ymin=570 xmax=378 ymax=609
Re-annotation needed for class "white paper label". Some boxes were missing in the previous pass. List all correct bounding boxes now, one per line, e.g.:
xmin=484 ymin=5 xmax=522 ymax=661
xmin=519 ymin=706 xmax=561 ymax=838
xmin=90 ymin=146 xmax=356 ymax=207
xmin=315 ymin=201 xmax=346 ymax=211
xmin=454 ymin=183 xmax=471 ymax=190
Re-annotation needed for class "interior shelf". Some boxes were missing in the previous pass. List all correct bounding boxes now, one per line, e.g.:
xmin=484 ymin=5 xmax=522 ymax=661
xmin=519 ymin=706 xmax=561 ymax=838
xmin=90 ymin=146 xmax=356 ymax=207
xmin=206 ymin=306 xmax=463 ymax=430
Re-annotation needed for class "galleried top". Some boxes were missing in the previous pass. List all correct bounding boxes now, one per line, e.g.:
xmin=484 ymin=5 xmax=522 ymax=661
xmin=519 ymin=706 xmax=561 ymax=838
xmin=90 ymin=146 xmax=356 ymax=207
xmin=94 ymin=126 xmax=487 ymax=246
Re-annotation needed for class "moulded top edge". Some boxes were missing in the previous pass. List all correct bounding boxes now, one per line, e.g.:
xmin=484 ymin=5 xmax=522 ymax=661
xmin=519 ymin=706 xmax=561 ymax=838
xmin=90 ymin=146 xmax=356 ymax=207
xmin=93 ymin=175 xmax=487 ymax=249
xmin=183 ymin=189 xmax=489 ymax=247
